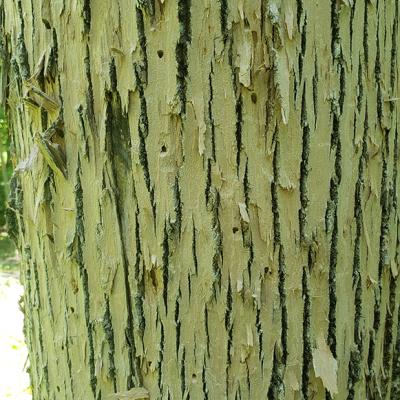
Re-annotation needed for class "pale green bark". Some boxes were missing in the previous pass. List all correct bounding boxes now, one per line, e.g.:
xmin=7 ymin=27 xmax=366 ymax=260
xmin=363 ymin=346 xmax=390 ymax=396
xmin=1 ymin=0 xmax=400 ymax=399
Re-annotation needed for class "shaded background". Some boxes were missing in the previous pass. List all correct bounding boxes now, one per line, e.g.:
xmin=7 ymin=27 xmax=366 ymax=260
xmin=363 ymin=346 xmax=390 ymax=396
xmin=0 ymin=104 xmax=31 ymax=399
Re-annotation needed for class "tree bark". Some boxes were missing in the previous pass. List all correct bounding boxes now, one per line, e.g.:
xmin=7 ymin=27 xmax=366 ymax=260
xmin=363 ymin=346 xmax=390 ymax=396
xmin=1 ymin=0 xmax=400 ymax=399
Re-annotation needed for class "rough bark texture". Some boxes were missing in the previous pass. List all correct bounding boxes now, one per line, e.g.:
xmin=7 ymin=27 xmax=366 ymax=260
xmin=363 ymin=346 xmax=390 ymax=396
xmin=1 ymin=0 xmax=400 ymax=399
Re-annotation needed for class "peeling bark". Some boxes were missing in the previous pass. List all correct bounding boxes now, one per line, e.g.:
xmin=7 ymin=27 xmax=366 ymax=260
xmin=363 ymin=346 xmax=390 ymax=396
xmin=2 ymin=1 xmax=400 ymax=399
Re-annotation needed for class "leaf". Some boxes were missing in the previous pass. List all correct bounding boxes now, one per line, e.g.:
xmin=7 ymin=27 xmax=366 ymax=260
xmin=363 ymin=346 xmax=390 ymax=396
xmin=312 ymin=336 xmax=338 ymax=396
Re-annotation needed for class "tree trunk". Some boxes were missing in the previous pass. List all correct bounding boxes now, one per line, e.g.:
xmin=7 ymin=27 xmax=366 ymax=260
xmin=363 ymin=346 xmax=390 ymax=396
xmin=1 ymin=0 xmax=400 ymax=399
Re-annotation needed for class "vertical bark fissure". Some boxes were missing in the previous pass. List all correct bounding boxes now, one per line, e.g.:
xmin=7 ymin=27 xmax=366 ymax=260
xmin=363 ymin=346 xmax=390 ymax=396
xmin=301 ymin=258 xmax=312 ymax=400
xmin=103 ymin=296 xmax=117 ymax=392
xmin=134 ymin=63 xmax=156 ymax=224
xmin=363 ymin=1 xmax=369 ymax=72
xmin=268 ymin=125 xmax=287 ymax=397
xmin=105 ymin=61 xmax=142 ymax=389
xmin=347 ymin=105 xmax=368 ymax=399
xmin=390 ymin=1 xmax=398 ymax=114
xmin=84 ymin=45 xmax=96 ymax=135
xmin=218 ymin=0 xmax=228 ymax=44
xmin=298 ymin=16 xmax=307 ymax=82
xmin=368 ymin=131 xmax=390 ymax=385
xmin=162 ymin=223 xmax=170 ymax=314
xmin=312 ymin=52 xmax=318 ymax=128
xmin=82 ymin=0 xmax=91 ymax=34
xmin=176 ymin=0 xmax=192 ymax=115
xmin=207 ymin=61 xmax=216 ymax=162
xmin=225 ymin=276 xmax=233 ymax=397
xmin=75 ymin=162 xmax=98 ymax=399
xmin=327 ymin=99 xmax=342 ymax=359
xmin=135 ymin=7 xmax=148 ymax=84
xmin=211 ymin=188 xmax=223 ymax=296
xmin=134 ymin=209 xmax=145 ymax=345
xmin=299 ymin=83 xmax=310 ymax=242
xmin=192 ymin=219 xmax=198 ymax=276
xmin=272 ymin=126 xmax=281 ymax=247
xmin=235 ymin=93 xmax=243 ymax=176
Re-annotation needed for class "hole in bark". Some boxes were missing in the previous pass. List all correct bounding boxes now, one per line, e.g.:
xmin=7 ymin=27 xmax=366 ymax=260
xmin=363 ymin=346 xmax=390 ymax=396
xmin=161 ymin=145 xmax=167 ymax=153
xmin=57 ymin=386 xmax=60 ymax=392
xmin=232 ymin=227 xmax=239 ymax=234
xmin=70 ymin=307 xmax=75 ymax=313
xmin=157 ymin=50 xmax=164 ymax=58
xmin=251 ymin=93 xmax=257 ymax=104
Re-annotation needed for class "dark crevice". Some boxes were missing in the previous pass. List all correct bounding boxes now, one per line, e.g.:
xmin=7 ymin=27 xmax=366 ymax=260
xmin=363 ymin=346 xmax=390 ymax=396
xmin=75 ymin=160 xmax=98 ymax=399
xmin=390 ymin=225 xmax=400 ymax=399
xmin=363 ymin=1 xmax=369 ymax=71
xmin=278 ymin=246 xmax=288 ymax=366
xmin=298 ymin=16 xmax=307 ymax=81
xmin=330 ymin=0 xmax=340 ymax=61
xmin=256 ymin=307 xmax=264 ymax=368
xmin=204 ymin=306 xmax=210 ymax=358
xmin=390 ymin=2 xmax=398 ymax=114
xmin=103 ymin=296 xmax=117 ymax=392
xmin=77 ymin=105 xmax=89 ymax=159
xmin=134 ymin=210 xmax=145 ymax=345
xmin=134 ymin=63 xmax=156 ymax=224
xmin=207 ymin=61 xmax=216 ymax=161
xmin=235 ymin=94 xmax=243 ymax=176
xmin=218 ymin=0 xmax=229 ymax=44
xmin=357 ymin=55 xmax=364 ymax=114
xmin=202 ymin=357 xmax=209 ymax=400
xmin=135 ymin=7 xmax=148 ymax=84
xmin=299 ymin=83 xmax=310 ymax=242
xmin=180 ymin=346 xmax=186 ymax=397
xmin=301 ymin=264 xmax=311 ymax=400
xmin=205 ymin=158 xmax=212 ymax=205
xmin=137 ymin=0 xmax=155 ymax=17
xmin=374 ymin=23 xmax=383 ymax=128
xmin=272 ymin=126 xmax=281 ymax=247
xmin=105 ymin=59 xmax=132 ymax=169
xmin=157 ymin=319 xmax=164 ymax=392
xmin=339 ymin=63 xmax=346 ymax=115
xmin=211 ymin=189 xmax=222 ymax=296
xmin=312 ymin=52 xmax=318 ymax=128
xmin=347 ymin=105 xmax=368 ymax=399
xmin=192 ymin=220 xmax=198 ymax=275
xmin=349 ymin=1 xmax=356 ymax=56
xmin=175 ymin=288 xmax=182 ymax=358
xmin=267 ymin=344 xmax=285 ymax=399
xmin=84 ymin=45 xmax=96 ymax=135
xmin=162 ymin=223 xmax=170 ymax=314
xmin=82 ymin=0 xmax=91 ymax=34
xmin=175 ymin=0 xmax=192 ymax=115
xmin=296 ymin=0 xmax=304 ymax=29
xmin=225 ymin=277 xmax=233 ymax=397
xmin=369 ymin=132 xmax=390 ymax=379
xmin=382 ymin=275 xmax=397 ymax=397
xmin=327 ymin=100 xmax=342 ymax=359
xmin=173 ymin=175 xmax=182 ymax=238
xmin=16 ymin=33 xmax=30 ymax=79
